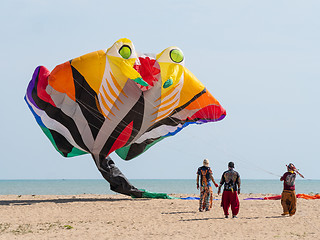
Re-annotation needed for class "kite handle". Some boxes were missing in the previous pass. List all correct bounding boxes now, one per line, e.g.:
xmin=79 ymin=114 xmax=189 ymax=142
xmin=295 ymin=170 xmax=305 ymax=178
xmin=286 ymin=164 xmax=304 ymax=178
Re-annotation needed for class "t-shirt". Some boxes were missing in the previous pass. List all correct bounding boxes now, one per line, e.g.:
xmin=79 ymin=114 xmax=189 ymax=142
xmin=220 ymin=169 xmax=240 ymax=191
xmin=280 ymin=172 xmax=296 ymax=191
xmin=197 ymin=166 xmax=212 ymax=187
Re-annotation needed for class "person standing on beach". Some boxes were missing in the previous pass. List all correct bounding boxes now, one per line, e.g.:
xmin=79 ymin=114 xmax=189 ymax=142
xmin=280 ymin=163 xmax=297 ymax=216
xmin=218 ymin=162 xmax=241 ymax=218
xmin=196 ymin=159 xmax=219 ymax=212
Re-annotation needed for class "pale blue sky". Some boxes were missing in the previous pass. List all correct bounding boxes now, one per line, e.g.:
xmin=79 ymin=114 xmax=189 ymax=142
xmin=0 ymin=0 xmax=319 ymax=180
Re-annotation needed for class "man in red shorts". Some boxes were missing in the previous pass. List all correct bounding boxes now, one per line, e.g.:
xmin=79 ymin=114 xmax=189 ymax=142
xmin=218 ymin=162 xmax=241 ymax=218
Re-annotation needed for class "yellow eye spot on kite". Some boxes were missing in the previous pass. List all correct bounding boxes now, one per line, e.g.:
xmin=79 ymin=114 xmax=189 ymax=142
xmin=119 ymin=45 xmax=131 ymax=59
xmin=170 ymin=49 xmax=183 ymax=63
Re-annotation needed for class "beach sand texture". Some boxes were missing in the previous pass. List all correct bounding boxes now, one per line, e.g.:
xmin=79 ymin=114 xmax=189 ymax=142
xmin=0 ymin=194 xmax=319 ymax=239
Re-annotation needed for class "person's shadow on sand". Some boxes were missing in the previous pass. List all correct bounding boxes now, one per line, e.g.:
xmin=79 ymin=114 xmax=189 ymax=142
xmin=180 ymin=217 xmax=226 ymax=221
xmin=178 ymin=215 xmax=286 ymax=221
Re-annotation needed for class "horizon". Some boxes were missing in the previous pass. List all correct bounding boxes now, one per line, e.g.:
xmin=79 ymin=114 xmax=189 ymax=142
xmin=0 ymin=178 xmax=318 ymax=181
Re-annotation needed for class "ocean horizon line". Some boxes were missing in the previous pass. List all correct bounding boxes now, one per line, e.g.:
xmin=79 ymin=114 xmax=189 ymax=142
xmin=0 ymin=178 xmax=319 ymax=181
xmin=0 ymin=179 xmax=318 ymax=195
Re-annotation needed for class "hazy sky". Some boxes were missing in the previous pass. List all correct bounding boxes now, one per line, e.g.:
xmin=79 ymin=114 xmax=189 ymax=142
xmin=1 ymin=0 xmax=319 ymax=180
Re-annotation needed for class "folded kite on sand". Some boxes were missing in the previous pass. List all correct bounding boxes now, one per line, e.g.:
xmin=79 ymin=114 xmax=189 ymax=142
xmin=296 ymin=194 xmax=320 ymax=199
xmin=244 ymin=194 xmax=320 ymax=200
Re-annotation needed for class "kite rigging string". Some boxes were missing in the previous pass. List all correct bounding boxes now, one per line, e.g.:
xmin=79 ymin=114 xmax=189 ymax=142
xmin=197 ymin=101 xmax=306 ymax=179
xmin=71 ymin=65 xmax=291 ymax=180
xmin=53 ymin=67 xmax=297 ymax=180
xmin=163 ymin=94 xmax=283 ymax=178
xmin=185 ymin=90 xmax=303 ymax=179
xmin=56 ymin=56 xmax=288 ymax=181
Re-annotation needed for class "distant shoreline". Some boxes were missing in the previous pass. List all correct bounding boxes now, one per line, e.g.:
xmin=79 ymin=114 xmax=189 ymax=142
xmin=0 ymin=178 xmax=319 ymax=180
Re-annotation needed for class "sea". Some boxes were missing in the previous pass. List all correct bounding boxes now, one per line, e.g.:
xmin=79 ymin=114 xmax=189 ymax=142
xmin=0 ymin=179 xmax=319 ymax=195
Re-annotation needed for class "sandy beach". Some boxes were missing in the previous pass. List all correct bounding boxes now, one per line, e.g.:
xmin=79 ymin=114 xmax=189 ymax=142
xmin=0 ymin=193 xmax=319 ymax=240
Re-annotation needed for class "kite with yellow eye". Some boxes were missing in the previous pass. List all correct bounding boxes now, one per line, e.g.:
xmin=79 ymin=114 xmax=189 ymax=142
xmin=25 ymin=38 xmax=226 ymax=197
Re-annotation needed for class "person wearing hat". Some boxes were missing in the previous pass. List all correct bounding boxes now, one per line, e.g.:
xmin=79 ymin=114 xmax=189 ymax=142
xmin=218 ymin=162 xmax=241 ymax=218
xmin=196 ymin=159 xmax=219 ymax=212
xmin=280 ymin=163 xmax=297 ymax=216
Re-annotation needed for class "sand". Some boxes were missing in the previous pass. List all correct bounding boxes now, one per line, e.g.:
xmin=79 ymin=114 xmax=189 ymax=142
xmin=0 ymin=193 xmax=319 ymax=240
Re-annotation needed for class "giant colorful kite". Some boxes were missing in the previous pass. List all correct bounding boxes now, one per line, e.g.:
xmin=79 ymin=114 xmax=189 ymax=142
xmin=25 ymin=38 xmax=226 ymax=197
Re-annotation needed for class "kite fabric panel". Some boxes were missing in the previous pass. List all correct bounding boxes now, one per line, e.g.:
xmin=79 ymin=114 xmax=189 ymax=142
xmin=244 ymin=194 xmax=320 ymax=200
xmin=25 ymin=38 xmax=226 ymax=197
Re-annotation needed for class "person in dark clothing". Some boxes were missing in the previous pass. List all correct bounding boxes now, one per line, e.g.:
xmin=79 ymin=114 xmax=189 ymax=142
xmin=218 ymin=162 xmax=241 ymax=218
xmin=196 ymin=159 xmax=219 ymax=212
xmin=280 ymin=163 xmax=297 ymax=216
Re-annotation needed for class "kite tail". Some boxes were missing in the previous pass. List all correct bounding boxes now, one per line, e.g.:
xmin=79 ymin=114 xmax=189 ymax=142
xmin=92 ymin=154 xmax=143 ymax=198
xmin=137 ymin=189 xmax=178 ymax=199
